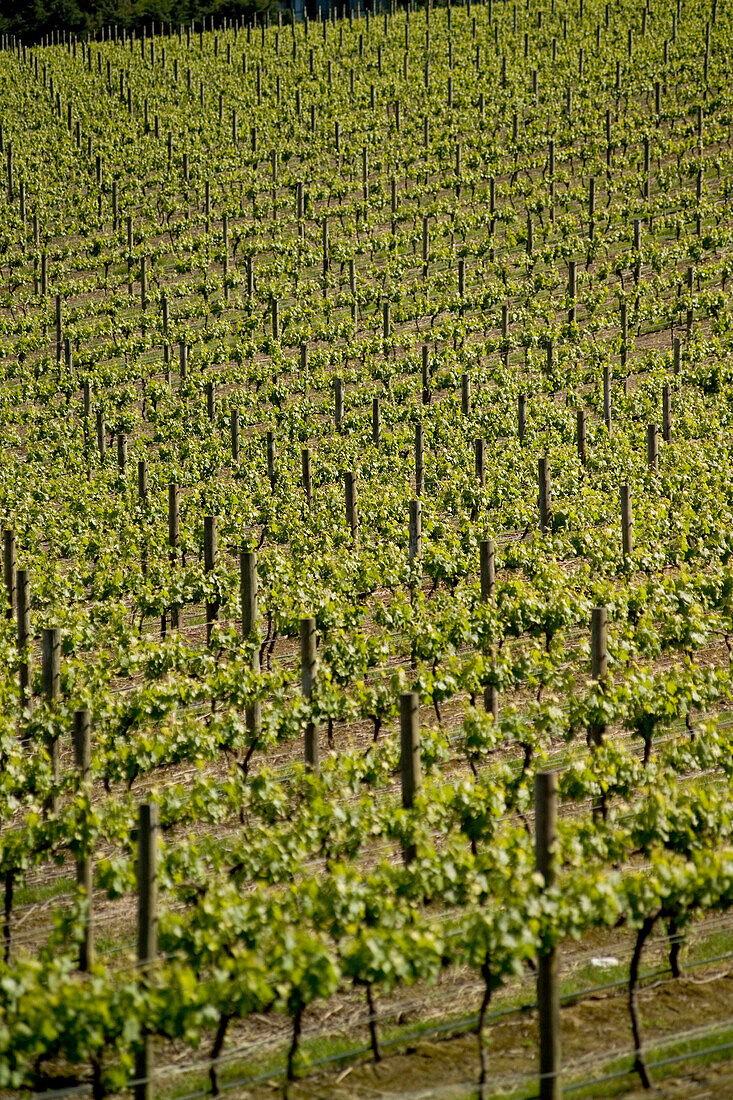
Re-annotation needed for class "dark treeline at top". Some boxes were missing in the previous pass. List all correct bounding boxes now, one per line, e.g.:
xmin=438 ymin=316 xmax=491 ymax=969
xmin=0 ymin=0 xmax=283 ymax=41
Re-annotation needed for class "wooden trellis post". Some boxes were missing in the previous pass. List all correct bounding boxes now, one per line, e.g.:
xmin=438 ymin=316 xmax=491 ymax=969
xmin=135 ymin=802 xmax=158 ymax=1100
xmin=74 ymin=709 xmax=93 ymax=971
xmin=536 ymin=771 xmax=561 ymax=1100
xmin=301 ymin=617 xmax=318 ymax=772
xmin=400 ymin=691 xmax=421 ymax=864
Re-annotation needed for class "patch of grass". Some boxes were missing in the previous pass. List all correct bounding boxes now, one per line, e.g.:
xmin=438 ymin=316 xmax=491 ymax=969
xmin=563 ymin=1021 xmax=733 ymax=1099
xmin=15 ymin=875 xmax=74 ymax=908
xmin=687 ymin=926 xmax=733 ymax=963
xmin=94 ymin=931 xmax=136 ymax=958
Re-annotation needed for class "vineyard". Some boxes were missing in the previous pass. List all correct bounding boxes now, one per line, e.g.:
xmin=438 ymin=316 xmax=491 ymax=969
xmin=1 ymin=0 xmax=733 ymax=1096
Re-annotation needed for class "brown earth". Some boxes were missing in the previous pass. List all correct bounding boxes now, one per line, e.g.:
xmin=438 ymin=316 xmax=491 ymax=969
xmin=216 ymin=965 xmax=733 ymax=1100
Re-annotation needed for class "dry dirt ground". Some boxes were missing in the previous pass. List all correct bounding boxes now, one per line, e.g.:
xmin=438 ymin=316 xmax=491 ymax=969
xmin=220 ymin=965 xmax=733 ymax=1100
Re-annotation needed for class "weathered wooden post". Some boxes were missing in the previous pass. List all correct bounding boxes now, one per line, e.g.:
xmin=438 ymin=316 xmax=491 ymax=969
xmin=589 ymin=605 xmax=608 ymax=747
xmin=535 ymin=771 xmax=561 ymax=1100
xmin=3 ymin=529 xmax=16 ymax=619
xmin=621 ymin=484 xmax=633 ymax=557
xmin=204 ymin=517 xmax=218 ymax=644
xmin=231 ymin=408 xmax=240 ymax=463
xmin=480 ymin=539 xmax=499 ymax=721
xmin=266 ymin=431 xmax=275 ymax=487
xmin=334 ymin=376 xmax=344 ymax=429
xmin=647 ymin=423 xmax=659 ymax=473
xmin=409 ymin=500 xmax=422 ymax=564
xmin=400 ymin=691 xmax=421 ymax=863
xmin=138 ymin=460 xmax=147 ymax=503
xmin=662 ymin=386 xmax=672 ymax=443
xmin=117 ymin=432 xmax=127 ymax=474
xmin=240 ymin=549 xmax=261 ymax=735
xmin=344 ymin=471 xmax=358 ymax=542
xmin=382 ymin=301 xmax=391 ymax=352
xmin=480 ymin=539 xmax=496 ymax=604
xmin=301 ymin=617 xmax=318 ymax=772
xmin=17 ymin=568 xmax=31 ymax=707
xmin=538 ymin=458 xmax=551 ymax=534
xmin=475 ymin=438 xmax=485 ymax=487
xmin=168 ymin=482 xmax=180 ymax=629
xmin=422 ymin=345 xmax=431 ymax=405
xmin=42 ymin=627 xmax=61 ymax=811
xmin=135 ymin=802 xmax=158 ymax=1100
xmin=74 ymin=709 xmax=93 ymax=971
xmin=301 ymin=448 xmax=313 ymax=507
xmin=461 ymin=373 xmax=471 ymax=416
xmin=576 ymin=409 xmax=587 ymax=466
xmin=591 ymin=606 xmax=608 ymax=683
xmin=372 ymin=397 xmax=381 ymax=446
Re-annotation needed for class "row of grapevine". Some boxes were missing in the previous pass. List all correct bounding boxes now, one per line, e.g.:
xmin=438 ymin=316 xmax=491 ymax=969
xmin=2 ymin=0 xmax=733 ymax=1096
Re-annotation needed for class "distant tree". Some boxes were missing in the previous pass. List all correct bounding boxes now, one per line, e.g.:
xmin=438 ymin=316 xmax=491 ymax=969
xmin=0 ymin=0 xmax=282 ymax=39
